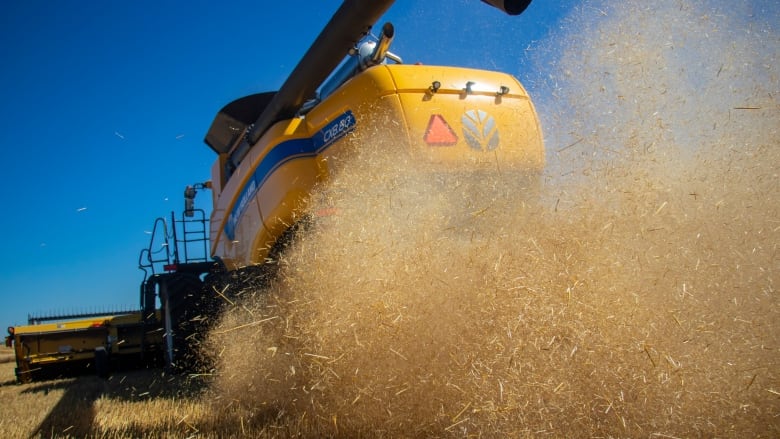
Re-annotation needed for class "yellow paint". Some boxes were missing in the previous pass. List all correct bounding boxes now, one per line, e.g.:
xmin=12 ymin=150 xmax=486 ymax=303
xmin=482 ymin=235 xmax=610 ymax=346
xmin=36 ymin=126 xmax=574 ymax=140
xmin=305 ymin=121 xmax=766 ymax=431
xmin=209 ymin=64 xmax=544 ymax=269
xmin=9 ymin=311 xmax=162 ymax=381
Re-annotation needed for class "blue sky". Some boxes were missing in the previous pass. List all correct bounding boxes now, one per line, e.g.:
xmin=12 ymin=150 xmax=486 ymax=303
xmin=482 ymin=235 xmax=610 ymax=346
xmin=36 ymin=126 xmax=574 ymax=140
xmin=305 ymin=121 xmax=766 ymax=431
xmin=0 ymin=0 xmax=577 ymax=327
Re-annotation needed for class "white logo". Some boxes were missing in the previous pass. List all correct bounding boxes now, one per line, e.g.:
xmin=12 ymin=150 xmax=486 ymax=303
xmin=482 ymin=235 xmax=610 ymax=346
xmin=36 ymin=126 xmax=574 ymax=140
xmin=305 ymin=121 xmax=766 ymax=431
xmin=462 ymin=110 xmax=499 ymax=151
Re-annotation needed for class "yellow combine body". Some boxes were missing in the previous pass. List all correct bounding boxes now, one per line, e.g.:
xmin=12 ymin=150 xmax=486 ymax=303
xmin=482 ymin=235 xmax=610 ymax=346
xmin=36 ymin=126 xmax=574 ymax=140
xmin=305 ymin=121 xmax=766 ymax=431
xmin=208 ymin=64 xmax=543 ymax=269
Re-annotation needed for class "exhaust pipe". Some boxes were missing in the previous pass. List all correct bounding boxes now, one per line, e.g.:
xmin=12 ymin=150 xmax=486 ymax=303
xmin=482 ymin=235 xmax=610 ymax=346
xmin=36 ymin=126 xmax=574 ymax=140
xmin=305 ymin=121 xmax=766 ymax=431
xmin=370 ymin=22 xmax=395 ymax=66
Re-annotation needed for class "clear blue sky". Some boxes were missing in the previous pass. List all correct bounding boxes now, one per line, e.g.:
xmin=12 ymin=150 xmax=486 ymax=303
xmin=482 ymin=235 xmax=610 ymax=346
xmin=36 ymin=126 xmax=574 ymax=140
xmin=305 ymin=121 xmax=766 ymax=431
xmin=0 ymin=0 xmax=576 ymax=327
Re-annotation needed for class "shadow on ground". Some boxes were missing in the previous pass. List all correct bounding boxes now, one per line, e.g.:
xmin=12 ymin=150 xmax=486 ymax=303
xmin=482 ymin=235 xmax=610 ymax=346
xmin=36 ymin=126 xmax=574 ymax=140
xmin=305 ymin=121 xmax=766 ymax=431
xmin=27 ymin=369 xmax=208 ymax=438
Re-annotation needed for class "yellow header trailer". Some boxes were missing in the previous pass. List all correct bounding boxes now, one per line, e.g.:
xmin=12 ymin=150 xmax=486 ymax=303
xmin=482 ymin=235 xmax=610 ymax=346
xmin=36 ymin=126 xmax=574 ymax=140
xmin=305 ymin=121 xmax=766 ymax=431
xmin=7 ymin=312 xmax=162 ymax=383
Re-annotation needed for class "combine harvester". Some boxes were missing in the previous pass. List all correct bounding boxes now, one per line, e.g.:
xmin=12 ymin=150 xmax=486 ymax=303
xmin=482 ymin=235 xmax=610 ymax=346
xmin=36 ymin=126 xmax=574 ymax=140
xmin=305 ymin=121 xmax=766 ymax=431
xmin=5 ymin=0 xmax=543 ymax=382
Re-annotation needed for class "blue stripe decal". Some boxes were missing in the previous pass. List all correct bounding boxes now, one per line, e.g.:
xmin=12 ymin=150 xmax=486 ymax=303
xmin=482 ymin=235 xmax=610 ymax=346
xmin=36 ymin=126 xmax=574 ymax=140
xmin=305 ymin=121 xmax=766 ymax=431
xmin=225 ymin=110 xmax=356 ymax=240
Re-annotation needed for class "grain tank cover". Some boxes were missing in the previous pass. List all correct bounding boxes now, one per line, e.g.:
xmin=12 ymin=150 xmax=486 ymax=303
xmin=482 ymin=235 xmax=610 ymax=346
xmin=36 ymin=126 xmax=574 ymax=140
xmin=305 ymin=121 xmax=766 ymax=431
xmin=204 ymin=92 xmax=276 ymax=155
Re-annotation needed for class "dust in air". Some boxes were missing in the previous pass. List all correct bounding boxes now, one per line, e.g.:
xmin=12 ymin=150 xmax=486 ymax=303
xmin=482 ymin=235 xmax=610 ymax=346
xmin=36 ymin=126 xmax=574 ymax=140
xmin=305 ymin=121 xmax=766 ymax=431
xmin=204 ymin=0 xmax=779 ymax=436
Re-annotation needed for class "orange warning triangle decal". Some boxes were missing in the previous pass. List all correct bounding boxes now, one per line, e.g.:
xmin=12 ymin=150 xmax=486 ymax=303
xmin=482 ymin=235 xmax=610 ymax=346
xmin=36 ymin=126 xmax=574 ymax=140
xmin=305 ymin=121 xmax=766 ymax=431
xmin=424 ymin=114 xmax=458 ymax=146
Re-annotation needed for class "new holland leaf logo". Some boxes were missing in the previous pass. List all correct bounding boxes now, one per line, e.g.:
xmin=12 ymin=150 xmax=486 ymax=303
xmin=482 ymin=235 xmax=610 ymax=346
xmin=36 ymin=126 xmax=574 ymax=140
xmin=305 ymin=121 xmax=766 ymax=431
xmin=462 ymin=110 xmax=499 ymax=151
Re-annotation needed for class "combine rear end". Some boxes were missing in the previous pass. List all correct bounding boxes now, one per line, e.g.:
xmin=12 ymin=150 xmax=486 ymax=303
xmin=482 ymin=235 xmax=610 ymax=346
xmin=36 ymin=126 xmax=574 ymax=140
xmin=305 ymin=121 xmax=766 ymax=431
xmin=5 ymin=0 xmax=542 ymax=381
xmin=205 ymin=0 xmax=543 ymax=269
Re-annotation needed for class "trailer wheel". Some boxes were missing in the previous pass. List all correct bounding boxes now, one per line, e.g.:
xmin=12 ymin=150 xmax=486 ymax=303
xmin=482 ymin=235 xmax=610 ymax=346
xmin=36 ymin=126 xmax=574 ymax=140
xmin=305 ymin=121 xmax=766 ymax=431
xmin=94 ymin=347 xmax=109 ymax=379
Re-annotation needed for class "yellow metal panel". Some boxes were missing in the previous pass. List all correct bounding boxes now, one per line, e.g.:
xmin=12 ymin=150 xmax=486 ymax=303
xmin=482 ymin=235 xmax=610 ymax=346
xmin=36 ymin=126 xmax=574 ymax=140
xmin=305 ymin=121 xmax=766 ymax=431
xmin=255 ymin=159 xmax=319 ymax=256
xmin=386 ymin=64 xmax=544 ymax=170
xmin=209 ymin=63 xmax=543 ymax=268
xmin=17 ymin=328 xmax=106 ymax=364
